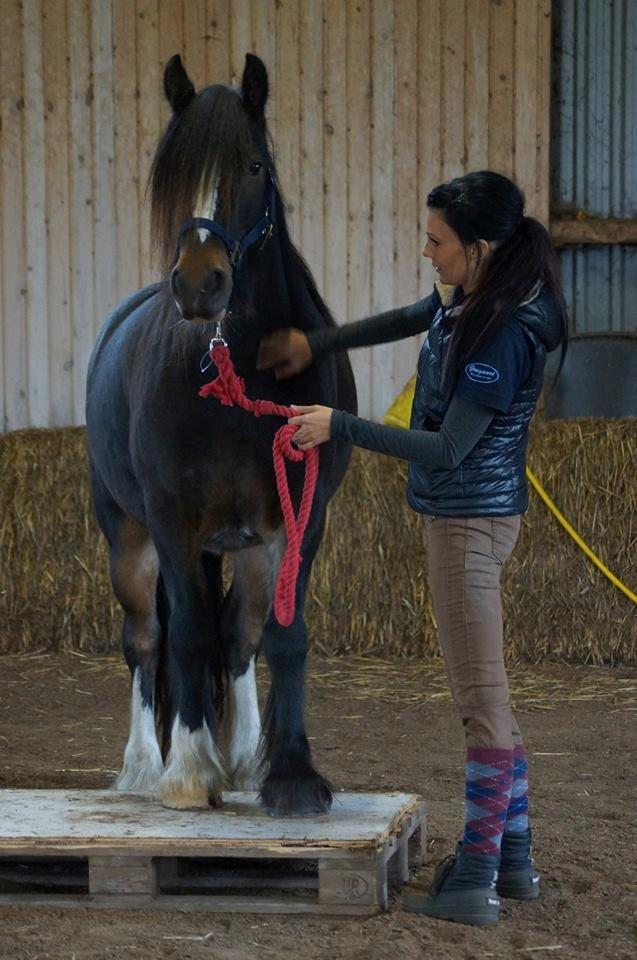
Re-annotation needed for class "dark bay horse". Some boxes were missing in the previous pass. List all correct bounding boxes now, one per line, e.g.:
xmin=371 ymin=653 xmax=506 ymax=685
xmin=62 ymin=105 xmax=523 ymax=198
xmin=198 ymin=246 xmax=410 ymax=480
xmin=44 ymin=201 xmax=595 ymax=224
xmin=86 ymin=54 xmax=356 ymax=815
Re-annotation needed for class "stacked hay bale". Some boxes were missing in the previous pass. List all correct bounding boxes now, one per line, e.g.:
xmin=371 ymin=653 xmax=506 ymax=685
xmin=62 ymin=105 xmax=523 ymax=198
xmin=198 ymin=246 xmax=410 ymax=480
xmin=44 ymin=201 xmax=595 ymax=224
xmin=1 ymin=420 xmax=635 ymax=663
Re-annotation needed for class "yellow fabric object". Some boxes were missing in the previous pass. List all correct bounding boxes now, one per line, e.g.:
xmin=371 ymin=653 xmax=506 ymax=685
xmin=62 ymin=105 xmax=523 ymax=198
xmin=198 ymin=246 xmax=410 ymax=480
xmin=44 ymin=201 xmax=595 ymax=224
xmin=382 ymin=380 xmax=636 ymax=606
xmin=383 ymin=375 xmax=416 ymax=429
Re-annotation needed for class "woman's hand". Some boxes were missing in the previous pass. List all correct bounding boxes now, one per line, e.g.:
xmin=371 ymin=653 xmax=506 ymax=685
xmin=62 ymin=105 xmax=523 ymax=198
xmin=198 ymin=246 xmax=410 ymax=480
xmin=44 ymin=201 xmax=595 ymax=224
xmin=257 ymin=328 xmax=313 ymax=379
xmin=288 ymin=405 xmax=334 ymax=450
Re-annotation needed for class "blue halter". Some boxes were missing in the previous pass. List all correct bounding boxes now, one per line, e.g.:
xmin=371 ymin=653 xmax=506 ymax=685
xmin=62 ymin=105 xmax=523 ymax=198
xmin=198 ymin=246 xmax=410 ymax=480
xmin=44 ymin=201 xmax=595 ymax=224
xmin=179 ymin=170 xmax=276 ymax=272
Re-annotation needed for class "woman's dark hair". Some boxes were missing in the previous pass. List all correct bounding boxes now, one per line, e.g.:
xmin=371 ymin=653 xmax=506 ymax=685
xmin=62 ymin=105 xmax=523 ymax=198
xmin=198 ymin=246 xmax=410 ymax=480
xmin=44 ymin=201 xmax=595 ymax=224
xmin=427 ymin=170 xmax=568 ymax=392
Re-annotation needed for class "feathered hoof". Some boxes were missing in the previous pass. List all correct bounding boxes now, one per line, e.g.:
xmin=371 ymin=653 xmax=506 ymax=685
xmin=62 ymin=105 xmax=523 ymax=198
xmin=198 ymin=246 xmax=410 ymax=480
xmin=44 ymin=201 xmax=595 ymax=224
xmin=259 ymin=770 xmax=333 ymax=817
xmin=157 ymin=776 xmax=223 ymax=810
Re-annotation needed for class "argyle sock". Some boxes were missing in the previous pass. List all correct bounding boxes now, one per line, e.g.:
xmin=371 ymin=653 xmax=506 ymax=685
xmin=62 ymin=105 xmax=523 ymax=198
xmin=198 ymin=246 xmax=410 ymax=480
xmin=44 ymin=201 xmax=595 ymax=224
xmin=505 ymin=743 xmax=530 ymax=833
xmin=463 ymin=747 xmax=514 ymax=856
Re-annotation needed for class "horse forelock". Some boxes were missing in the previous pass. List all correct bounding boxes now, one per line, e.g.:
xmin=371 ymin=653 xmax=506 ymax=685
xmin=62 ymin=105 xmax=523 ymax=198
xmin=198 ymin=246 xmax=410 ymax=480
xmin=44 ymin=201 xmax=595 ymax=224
xmin=150 ymin=85 xmax=255 ymax=275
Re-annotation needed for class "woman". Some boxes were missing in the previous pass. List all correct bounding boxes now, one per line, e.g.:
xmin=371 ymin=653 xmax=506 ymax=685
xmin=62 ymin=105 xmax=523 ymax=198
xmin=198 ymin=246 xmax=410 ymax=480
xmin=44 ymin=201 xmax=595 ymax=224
xmin=257 ymin=170 xmax=568 ymax=927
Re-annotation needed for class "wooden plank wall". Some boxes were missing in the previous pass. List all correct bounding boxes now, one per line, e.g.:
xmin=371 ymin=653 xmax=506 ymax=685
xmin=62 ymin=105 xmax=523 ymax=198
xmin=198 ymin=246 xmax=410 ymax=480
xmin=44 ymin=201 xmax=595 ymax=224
xmin=0 ymin=0 xmax=552 ymax=430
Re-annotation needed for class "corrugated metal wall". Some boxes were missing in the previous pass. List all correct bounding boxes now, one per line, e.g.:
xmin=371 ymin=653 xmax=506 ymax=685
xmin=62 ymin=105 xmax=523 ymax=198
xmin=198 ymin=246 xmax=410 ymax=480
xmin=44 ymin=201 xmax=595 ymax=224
xmin=0 ymin=0 xmax=552 ymax=432
xmin=551 ymin=0 xmax=637 ymax=333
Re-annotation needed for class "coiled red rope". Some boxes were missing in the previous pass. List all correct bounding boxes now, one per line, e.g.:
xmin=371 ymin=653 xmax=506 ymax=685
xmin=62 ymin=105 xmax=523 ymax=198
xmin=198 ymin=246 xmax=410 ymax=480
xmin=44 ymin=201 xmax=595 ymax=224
xmin=199 ymin=344 xmax=319 ymax=627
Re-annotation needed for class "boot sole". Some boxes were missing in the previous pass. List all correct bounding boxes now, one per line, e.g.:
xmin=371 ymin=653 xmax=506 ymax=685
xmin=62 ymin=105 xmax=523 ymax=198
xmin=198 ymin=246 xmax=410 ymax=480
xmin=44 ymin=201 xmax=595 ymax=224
xmin=403 ymin=890 xmax=500 ymax=926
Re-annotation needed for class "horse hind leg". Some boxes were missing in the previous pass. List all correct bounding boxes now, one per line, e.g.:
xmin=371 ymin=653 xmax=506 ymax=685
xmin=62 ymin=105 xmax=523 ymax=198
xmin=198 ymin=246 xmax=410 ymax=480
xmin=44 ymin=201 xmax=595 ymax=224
xmin=219 ymin=540 xmax=283 ymax=791
xmin=107 ymin=514 xmax=164 ymax=794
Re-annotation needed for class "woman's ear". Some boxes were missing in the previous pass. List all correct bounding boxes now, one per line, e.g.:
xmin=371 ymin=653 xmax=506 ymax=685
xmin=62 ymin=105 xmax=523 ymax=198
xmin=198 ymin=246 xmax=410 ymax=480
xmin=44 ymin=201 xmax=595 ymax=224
xmin=475 ymin=239 xmax=490 ymax=261
xmin=164 ymin=54 xmax=196 ymax=114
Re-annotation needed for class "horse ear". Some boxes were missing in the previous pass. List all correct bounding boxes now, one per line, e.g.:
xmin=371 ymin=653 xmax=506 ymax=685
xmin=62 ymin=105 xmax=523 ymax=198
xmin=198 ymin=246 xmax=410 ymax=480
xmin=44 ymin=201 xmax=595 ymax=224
xmin=241 ymin=53 xmax=268 ymax=122
xmin=164 ymin=54 xmax=196 ymax=114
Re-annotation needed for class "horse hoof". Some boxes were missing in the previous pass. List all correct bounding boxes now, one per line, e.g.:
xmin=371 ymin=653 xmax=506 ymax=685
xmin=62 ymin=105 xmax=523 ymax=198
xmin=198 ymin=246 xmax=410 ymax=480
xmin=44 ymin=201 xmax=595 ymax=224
xmin=157 ymin=779 xmax=223 ymax=810
xmin=259 ymin=773 xmax=333 ymax=817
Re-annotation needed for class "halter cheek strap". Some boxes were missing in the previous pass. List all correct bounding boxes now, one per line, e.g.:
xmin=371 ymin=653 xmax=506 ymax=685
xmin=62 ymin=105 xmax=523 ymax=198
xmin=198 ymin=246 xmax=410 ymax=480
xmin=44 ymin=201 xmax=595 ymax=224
xmin=179 ymin=171 xmax=276 ymax=271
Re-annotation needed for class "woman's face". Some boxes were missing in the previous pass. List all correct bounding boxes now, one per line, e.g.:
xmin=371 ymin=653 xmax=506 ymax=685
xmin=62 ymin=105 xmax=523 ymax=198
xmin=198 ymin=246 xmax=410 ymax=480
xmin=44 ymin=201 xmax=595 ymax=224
xmin=422 ymin=209 xmax=478 ymax=289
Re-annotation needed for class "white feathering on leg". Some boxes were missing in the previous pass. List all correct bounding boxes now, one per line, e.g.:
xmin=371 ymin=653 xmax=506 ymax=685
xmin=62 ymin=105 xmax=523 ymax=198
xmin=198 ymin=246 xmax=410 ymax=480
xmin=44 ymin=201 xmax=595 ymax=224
xmin=115 ymin=668 xmax=164 ymax=793
xmin=158 ymin=715 xmax=226 ymax=809
xmin=228 ymin=659 xmax=262 ymax=790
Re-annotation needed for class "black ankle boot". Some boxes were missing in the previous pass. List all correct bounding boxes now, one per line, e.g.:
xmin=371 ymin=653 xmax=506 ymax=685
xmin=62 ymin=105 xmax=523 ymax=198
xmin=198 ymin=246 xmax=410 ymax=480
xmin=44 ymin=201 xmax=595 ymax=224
xmin=403 ymin=842 xmax=500 ymax=926
xmin=498 ymin=828 xmax=540 ymax=900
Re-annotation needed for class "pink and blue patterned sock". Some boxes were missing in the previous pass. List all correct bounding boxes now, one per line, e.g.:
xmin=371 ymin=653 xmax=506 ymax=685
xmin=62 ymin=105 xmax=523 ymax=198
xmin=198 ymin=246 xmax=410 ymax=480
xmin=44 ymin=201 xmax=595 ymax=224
xmin=463 ymin=746 xmax=514 ymax=856
xmin=505 ymin=743 xmax=530 ymax=833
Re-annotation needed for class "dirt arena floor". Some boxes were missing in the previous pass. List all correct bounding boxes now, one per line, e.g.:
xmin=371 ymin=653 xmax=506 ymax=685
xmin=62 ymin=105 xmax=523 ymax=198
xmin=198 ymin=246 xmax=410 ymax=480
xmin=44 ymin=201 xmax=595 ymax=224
xmin=0 ymin=652 xmax=634 ymax=960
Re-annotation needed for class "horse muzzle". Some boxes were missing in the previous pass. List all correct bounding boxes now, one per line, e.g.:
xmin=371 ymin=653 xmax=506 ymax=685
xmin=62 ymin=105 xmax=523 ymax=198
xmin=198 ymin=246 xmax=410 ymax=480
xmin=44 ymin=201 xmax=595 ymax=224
xmin=170 ymin=264 xmax=232 ymax=322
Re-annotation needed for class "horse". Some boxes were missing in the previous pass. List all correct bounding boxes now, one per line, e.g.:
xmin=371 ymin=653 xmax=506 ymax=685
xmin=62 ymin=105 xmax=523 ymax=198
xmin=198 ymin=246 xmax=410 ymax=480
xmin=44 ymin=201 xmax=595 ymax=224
xmin=86 ymin=53 xmax=356 ymax=816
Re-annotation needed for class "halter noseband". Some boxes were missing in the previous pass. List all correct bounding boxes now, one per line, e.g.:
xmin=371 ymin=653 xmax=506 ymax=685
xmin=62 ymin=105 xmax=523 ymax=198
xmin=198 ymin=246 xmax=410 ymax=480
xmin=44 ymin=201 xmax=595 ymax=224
xmin=178 ymin=170 xmax=276 ymax=272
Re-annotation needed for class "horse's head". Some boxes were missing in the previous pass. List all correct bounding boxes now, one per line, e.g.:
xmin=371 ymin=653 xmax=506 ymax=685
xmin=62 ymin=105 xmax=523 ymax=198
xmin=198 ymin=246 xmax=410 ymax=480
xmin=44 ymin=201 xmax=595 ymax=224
xmin=150 ymin=54 xmax=272 ymax=325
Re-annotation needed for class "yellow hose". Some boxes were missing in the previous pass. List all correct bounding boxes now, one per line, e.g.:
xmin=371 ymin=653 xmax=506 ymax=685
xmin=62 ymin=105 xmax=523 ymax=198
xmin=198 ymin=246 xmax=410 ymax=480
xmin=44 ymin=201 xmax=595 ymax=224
xmin=525 ymin=467 xmax=637 ymax=605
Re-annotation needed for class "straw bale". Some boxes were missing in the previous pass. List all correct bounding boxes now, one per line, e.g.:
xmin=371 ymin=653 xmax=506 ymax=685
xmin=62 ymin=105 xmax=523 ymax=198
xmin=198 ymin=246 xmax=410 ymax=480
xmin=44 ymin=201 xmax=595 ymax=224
xmin=0 ymin=419 xmax=635 ymax=663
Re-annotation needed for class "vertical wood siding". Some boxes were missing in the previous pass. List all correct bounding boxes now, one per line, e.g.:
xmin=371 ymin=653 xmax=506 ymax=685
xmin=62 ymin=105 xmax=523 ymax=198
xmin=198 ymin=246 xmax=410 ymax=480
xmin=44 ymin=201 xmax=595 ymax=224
xmin=0 ymin=0 xmax=552 ymax=430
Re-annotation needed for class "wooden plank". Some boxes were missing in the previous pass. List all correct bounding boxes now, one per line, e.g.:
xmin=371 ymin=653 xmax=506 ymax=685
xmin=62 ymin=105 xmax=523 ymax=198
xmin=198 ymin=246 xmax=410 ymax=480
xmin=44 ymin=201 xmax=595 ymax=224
xmin=441 ymin=0 xmax=465 ymax=179
xmin=68 ymin=0 xmax=95 ymax=426
xmin=136 ymin=0 xmax=161 ymax=285
xmin=91 ymin=0 xmax=118 ymax=396
xmin=370 ymin=0 xmax=395 ymax=420
xmin=346 ymin=0 xmax=371 ymax=416
xmin=392 ymin=0 xmax=419 ymax=418
xmin=89 ymin=856 xmax=158 ymax=896
xmin=252 ymin=0 xmax=276 ymax=145
xmin=323 ymin=0 xmax=348 ymax=325
xmin=230 ymin=0 xmax=252 ymax=86
xmin=183 ymin=0 xmax=207 ymax=88
xmin=275 ymin=0 xmax=300 ymax=239
xmin=0 ymin=0 xmax=28 ymax=432
xmin=0 ymin=790 xmax=424 ymax=849
xmin=535 ymin=0 xmax=552 ymax=224
xmin=550 ymin=216 xmax=637 ymax=247
xmin=488 ymin=0 xmax=515 ymax=177
xmin=319 ymin=854 xmax=387 ymax=910
xmin=418 ymin=0 xmax=442 ymax=300
xmin=0 ymin=892 xmax=380 ymax=914
xmin=159 ymin=0 xmax=183 ymax=128
xmin=465 ymin=0 xmax=489 ymax=172
xmin=206 ymin=0 xmax=231 ymax=85
xmin=113 ymin=0 xmax=141 ymax=300
xmin=299 ymin=0 xmax=324 ymax=290
xmin=22 ymin=0 xmax=49 ymax=428
xmin=43 ymin=0 xmax=73 ymax=427
xmin=514 ymin=0 xmax=538 ymax=215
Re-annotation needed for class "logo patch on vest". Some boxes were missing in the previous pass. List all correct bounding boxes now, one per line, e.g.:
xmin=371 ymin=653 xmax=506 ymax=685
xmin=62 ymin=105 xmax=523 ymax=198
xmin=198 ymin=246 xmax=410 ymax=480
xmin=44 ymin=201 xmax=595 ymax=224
xmin=465 ymin=362 xmax=500 ymax=383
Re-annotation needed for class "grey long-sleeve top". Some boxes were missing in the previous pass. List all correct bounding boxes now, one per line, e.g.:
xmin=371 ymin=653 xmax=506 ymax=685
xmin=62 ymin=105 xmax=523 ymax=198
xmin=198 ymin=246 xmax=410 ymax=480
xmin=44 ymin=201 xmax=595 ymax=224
xmin=305 ymin=292 xmax=496 ymax=469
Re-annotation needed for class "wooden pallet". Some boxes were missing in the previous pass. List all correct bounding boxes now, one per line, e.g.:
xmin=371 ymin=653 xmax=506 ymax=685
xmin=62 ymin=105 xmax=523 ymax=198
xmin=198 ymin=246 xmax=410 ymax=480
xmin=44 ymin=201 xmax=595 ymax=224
xmin=0 ymin=789 xmax=426 ymax=915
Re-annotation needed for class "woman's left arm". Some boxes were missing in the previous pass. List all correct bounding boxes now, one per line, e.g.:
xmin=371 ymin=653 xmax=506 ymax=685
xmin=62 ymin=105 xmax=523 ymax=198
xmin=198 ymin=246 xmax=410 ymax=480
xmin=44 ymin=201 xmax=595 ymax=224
xmin=288 ymin=396 xmax=496 ymax=469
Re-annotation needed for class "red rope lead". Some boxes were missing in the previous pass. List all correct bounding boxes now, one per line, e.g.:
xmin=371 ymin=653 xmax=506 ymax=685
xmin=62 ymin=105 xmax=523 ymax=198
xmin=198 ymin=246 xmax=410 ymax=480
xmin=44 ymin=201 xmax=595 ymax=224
xmin=199 ymin=344 xmax=319 ymax=627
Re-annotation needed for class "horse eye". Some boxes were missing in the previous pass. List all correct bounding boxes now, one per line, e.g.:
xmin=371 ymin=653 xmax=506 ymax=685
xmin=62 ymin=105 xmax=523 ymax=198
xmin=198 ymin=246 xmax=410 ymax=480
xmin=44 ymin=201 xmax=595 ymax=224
xmin=249 ymin=161 xmax=263 ymax=176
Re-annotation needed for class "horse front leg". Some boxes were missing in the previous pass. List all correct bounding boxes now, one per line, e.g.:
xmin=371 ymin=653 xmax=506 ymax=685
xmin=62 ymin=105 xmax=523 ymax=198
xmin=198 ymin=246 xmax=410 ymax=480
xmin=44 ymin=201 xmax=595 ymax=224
xmin=90 ymin=476 xmax=164 ymax=795
xmin=155 ymin=557 xmax=226 ymax=810
xmin=259 ymin=521 xmax=332 ymax=817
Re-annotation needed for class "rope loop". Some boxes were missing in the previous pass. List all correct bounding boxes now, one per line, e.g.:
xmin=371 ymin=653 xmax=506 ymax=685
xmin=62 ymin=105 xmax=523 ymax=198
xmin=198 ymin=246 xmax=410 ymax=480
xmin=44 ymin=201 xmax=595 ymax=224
xmin=199 ymin=344 xmax=320 ymax=626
